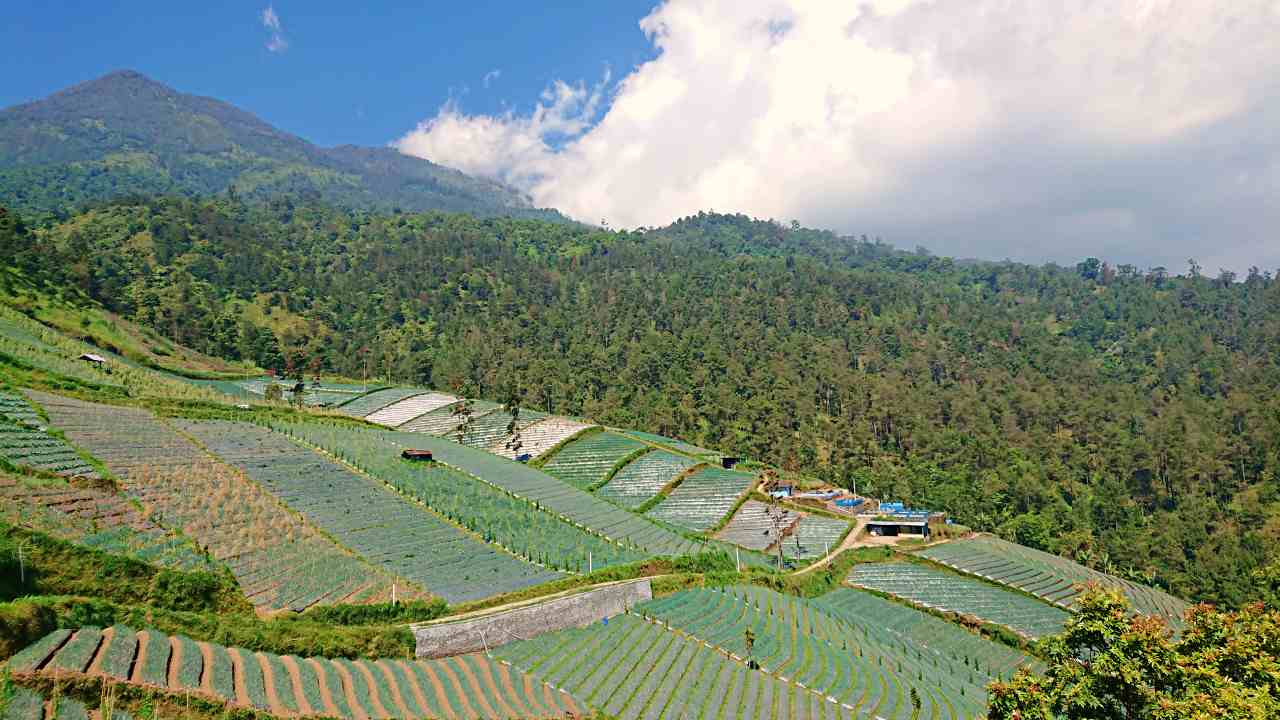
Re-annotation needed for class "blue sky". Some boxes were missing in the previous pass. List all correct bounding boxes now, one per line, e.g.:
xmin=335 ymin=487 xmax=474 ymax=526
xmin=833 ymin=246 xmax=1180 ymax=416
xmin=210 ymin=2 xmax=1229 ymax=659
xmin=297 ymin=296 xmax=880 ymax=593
xmin=6 ymin=1 xmax=658 ymax=148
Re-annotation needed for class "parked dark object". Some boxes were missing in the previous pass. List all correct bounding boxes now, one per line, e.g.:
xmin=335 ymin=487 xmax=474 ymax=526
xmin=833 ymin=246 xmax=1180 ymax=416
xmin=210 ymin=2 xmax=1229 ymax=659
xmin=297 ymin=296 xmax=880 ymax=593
xmin=721 ymin=456 xmax=740 ymax=469
xmin=401 ymin=449 xmax=434 ymax=462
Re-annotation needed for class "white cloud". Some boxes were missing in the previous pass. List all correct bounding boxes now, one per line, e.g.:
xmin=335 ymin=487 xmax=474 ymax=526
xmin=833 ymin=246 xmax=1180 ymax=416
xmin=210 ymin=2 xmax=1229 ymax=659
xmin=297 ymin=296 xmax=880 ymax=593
xmin=261 ymin=4 xmax=288 ymax=53
xmin=482 ymin=69 xmax=501 ymax=88
xmin=394 ymin=0 xmax=1280 ymax=271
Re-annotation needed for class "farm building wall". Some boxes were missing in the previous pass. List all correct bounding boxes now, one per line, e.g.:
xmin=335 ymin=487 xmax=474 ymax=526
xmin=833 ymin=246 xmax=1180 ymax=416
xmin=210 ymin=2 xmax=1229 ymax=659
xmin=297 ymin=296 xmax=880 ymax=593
xmin=411 ymin=578 xmax=653 ymax=659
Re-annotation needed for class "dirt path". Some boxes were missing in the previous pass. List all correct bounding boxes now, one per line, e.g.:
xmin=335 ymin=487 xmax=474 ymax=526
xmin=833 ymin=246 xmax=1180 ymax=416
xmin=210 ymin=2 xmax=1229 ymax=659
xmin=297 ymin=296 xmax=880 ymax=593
xmin=458 ymin=656 xmax=511 ymax=718
xmin=417 ymin=663 xmax=460 ymax=720
xmin=225 ymin=647 xmax=253 ymax=708
xmin=84 ymin=627 xmax=114 ymax=676
xmin=372 ymin=661 xmax=415 ymax=719
xmin=131 ymin=631 xmax=149 ymax=685
xmin=520 ymin=674 xmax=549 ymax=718
xmin=198 ymin=642 xmax=216 ymax=696
xmin=306 ymin=658 xmax=348 ymax=720
xmin=279 ymin=655 xmax=313 ymax=717
xmin=166 ymin=637 xmax=184 ymax=690
xmin=434 ymin=662 xmax=479 ymax=719
xmin=333 ymin=661 xmax=375 ymax=720
xmin=256 ymin=652 xmax=292 ymax=717
xmin=793 ymin=518 xmax=870 ymax=575
xmin=491 ymin=660 xmax=531 ymax=718
xmin=392 ymin=660 xmax=438 ymax=720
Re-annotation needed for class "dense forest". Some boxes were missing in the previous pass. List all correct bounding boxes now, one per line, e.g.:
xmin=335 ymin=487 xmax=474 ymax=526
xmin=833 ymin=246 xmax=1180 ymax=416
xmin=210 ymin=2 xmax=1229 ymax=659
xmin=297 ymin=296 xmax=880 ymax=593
xmin=3 ymin=196 xmax=1279 ymax=607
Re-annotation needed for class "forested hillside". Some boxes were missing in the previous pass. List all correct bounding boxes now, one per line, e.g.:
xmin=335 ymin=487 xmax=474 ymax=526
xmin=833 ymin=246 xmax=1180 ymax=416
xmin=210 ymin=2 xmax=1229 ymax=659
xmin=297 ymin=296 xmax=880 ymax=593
xmin=4 ymin=196 xmax=1279 ymax=607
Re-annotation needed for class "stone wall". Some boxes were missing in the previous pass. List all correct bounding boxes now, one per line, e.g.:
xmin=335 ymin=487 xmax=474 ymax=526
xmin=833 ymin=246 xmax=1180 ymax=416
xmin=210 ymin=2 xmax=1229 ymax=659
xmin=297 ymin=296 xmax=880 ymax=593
xmin=411 ymin=578 xmax=652 ymax=659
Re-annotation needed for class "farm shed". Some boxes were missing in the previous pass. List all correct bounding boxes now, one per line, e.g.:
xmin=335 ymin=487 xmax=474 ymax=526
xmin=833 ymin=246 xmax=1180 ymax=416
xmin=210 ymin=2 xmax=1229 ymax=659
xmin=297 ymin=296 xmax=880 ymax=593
xmin=867 ymin=519 xmax=930 ymax=538
xmin=78 ymin=353 xmax=106 ymax=365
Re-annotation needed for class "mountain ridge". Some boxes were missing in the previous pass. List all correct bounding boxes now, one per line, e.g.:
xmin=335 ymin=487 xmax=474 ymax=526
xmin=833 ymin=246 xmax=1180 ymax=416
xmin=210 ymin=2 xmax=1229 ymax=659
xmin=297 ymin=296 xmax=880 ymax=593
xmin=0 ymin=69 xmax=565 ymax=220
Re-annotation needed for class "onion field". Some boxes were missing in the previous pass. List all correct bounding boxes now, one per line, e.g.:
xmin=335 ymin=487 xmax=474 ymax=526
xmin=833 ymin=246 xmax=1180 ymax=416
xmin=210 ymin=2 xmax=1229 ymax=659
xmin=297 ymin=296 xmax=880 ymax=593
xmin=637 ymin=586 xmax=1027 ymax=720
xmin=782 ymin=514 xmax=851 ymax=560
xmin=398 ymin=399 xmax=501 ymax=437
xmin=364 ymin=392 xmax=458 ymax=427
xmin=540 ymin=431 xmax=648 ymax=490
xmin=7 ymin=626 xmax=582 ymax=719
xmin=0 ymin=422 xmax=99 ymax=479
xmin=848 ymin=563 xmax=1070 ymax=639
xmin=597 ymin=450 xmax=700 ymax=509
xmin=0 ymin=391 xmax=43 ymax=427
xmin=33 ymin=393 xmax=401 ymax=610
xmin=271 ymin=420 xmax=647 ymax=573
xmin=495 ymin=612 xmax=844 ymax=720
xmin=620 ymin=429 xmax=718 ymax=459
xmin=646 ymin=466 xmax=755 ymax=531
xmin=384 ymin=430 xmax=707 ymax=557
xmin=454 ymin=407 xmax=548 ymax=450
xmin=715 ymin=500 xmax=798 ymax=551
xmin=337 ymin=386 xmax=430 ymax=417
xmin=180 ymin=420 xmax=564 ymax=602
xmin=491 ymin=417 xmax=595 ymax=460
xmin=918 ymin=535 xmax=1189 ymax=627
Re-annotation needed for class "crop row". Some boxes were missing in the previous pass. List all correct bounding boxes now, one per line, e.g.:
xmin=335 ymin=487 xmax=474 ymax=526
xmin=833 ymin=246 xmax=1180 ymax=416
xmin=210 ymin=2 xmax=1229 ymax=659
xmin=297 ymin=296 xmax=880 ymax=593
xmin=398 ymin=400 xmax=500 ymax=436
xmin=8 ymin=626 xmax=581 ymax=719
xmin=0 ymin=423 xmax=100 ymax=478
xmin=273 ymin=420 xmax=646 ymax=573
xmin=33 ymin=393 xmax=399 ymax=610
xmin=364 ymin=392 xmax=459 ymax=427
xmin=618 ymin=428 xmax=718 ymax=458
xmin=497 ymin=612 xmax=852 ymax=720
xmin=782 ymin=514 xmax=850 ymax=560
xmin=454 ymin=407 xmax=548 ymax=450
xmin=597 ymin=449 xmax=700 ymax=509
xmin=637 ymin=586 xmax=1008 ymax=719
xmin=646 ymin=466 xmax=755 ymax=531
xmin=540 ymin=431 xmax=648 ymax=490
xmin=849 ymin=562 xmax=1070 ymax=639
xmin=337 ymin=386 xmax=431 ymax=417
xmin=489 ymin=417 xmax=595 ymax=460
xmin=0 ymin=391 xmax=43 ymax=427
xmin=918 ymin=535 xmax=1188 ymax=626
xmin=384 ymin=429 xmax=706 ymax=557
xmin=716 ymin=500 xmax=800 ymax=551
xmin=182 ymin=420 xmax=563 ymax=602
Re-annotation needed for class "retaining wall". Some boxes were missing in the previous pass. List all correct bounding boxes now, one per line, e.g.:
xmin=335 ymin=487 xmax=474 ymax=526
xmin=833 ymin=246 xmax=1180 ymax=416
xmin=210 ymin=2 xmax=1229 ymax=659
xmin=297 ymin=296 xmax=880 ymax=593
xmin=411 ymin=578 xmax=652 ymax=658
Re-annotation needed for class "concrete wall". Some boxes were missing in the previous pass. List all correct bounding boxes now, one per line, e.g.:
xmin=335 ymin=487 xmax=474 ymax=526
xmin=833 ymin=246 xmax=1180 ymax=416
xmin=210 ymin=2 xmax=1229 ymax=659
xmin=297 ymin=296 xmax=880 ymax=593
xmin=411 ymin=578 xmax=652 ymax=659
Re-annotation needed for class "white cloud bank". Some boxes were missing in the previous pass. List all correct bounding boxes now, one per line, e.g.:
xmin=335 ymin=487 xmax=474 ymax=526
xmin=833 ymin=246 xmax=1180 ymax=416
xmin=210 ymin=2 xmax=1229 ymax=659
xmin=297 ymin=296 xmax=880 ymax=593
xmin=395 ymin=0 xmax=1280 ymax=271
xmin=262 ymin=4 xmax=288 ymax=53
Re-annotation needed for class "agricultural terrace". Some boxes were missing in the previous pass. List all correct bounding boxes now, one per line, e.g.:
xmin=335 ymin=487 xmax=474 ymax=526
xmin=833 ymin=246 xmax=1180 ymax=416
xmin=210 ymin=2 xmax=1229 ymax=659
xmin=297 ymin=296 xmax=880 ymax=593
xmin=716 ymin=500 xmax=798 ymax=552
xmin=0 ymin=686 xmax=103 ymax=720
xmin=235 ymin=378 xmax=373 ymax=407
xmin=620 ymin=429 xmax=719 ymax=459
xmin=0 ymin=422 xmax=99 ymax=479
xmin=455 ymin=407 xmax=548 ymax=450
xmin=0 ymin=307 xmax=224 ymax=402
xmin=398 ymin=399 xmax=500 ymax=437
xmin=919 ymin=535 xmax=1189 ymax=626
xmin=638 ymin=585 xmax=1013 ymax=720
xmin=813 ymin=588 xmax=1038 ymax=679
xmin=0 ymin=390 xmax=43 ymax=426
xmin=8 ymin=626 xmax=582 ymax=720
xmin=337 ymin=387 xmax=428 ymax=417
xmin=32 ymin=392 xmax=400 ymax=610
xmin=782 ymin=514 xmax=851 ymax=560
xmin=540 ymin=431 xmax=648 ymax=490
xmin=181 ymin=420 xmax=563 ymax=602
xmin=495 ymin=612 xmax=846 ymax=720
xmin=364 ymin=392 xmax=458 ymax=427
xmin=646 ymin=466 xmax=755 ymax=532
xmin=848 ymin=562 xmax=1070 ymax=640
xmin=491 ymin=417 xmax=595 ymax=460
xmin=272 ymin=421 xmax=647 ymax=573
xmin=384 ymin=430 xmax=706 ymax=557
xmin=597 ymin=450 xmax=699 ymax=509
xmin=0 ymin=471 xmax=215 ymax=571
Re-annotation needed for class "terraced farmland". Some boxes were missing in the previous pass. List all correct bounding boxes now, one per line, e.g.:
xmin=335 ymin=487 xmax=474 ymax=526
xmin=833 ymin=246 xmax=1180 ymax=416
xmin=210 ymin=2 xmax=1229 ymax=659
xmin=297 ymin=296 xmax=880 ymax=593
xmin=0 ymin=422 xmax=99 ymax=479
xmin=337 ymin=387 xmax=429 ymax=417
xmin=716 ymin=500 xmax=798 ymax=551
xmin=621 ymin=429 xmax=718 ymax=458
xmin=637 ymin=586 xmax=1026 ymax=719
xmin=540 ymin=431 xmax=648 ymax=490
xmin=848 ymin=562 xmax=1070 ymax=639
xmin=646 ymin=466 xmax=755 ymax=531
xmin=782 ymin=514 xmax=851 ymax=560
xmin=181 ymin=420 xmax=563 ymax=602
xmin=597 ymin=450 xmax=700 ymax=508
xmin=235 ymin=378 xmax=373 ymax=407
xmin=364 ymin=392 xmax=458 ymax=427
xmin=491 ymin=417 xmax=595 ymax=460
xmin=496 ymin=612 xmax=845 ymax=720
xmin=272 ymin=420 xmax=647 ymax=573
xmin=0 ymin=471 xmax=215 ymax=571
xmin=32 ymin=392 xmax=400 ymax=610
xmin=455 ymin=407 xmax=548 ymax=450
xmin=0 ymin=391 xmax=43 ymax=427
xmin=919 ymin=535 xmax=1189 ymax=626
xmin=383 ymin=430 xmax=707 ymax=557
xmin=398 ymin=399 xmax=500 ymax=437
xmin=813 ymin=588 xmax=1038 ymax=679
xmin=7 ymin=626 xmax=582 ymax=719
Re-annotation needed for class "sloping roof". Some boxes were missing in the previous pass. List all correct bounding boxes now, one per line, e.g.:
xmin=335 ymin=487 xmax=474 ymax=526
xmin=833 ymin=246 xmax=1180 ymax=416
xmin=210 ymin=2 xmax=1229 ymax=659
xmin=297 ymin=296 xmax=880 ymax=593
xmin=78 ymin=353 xmax=107 ymax=363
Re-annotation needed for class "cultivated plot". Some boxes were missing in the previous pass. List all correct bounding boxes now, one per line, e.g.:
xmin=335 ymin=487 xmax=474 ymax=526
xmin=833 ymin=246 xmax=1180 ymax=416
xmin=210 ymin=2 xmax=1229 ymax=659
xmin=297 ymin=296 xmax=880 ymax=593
xmin=597 ymin=450 xmax=699 ymax=509
xmin=182 ymin=420 xmax=564 ymax=602
xmin=919 ymin=535 xmax=1189 ymax=627
xmin=540 ymin=431 xmax=648 ymax=490
xmin=8 ymin=626 xmax=582 ymax=720
xmin=646 ymin=466 xmax=754 ymax=532
xmin=849 ymin=562 xmax=1070 ymax=639
xmin=491 ymin=417 xmax=596 ymax=460
xmin=364 ymin=392 xmax=458 ymax=427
